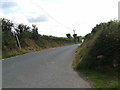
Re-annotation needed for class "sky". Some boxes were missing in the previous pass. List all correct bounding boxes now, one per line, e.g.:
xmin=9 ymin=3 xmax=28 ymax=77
xmin=0 ymin=0 xmax=119 ymax=37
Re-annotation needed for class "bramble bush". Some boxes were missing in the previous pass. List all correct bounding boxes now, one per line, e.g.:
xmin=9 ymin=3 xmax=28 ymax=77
xmin=76 ymin=20 xmax=120 ymax=71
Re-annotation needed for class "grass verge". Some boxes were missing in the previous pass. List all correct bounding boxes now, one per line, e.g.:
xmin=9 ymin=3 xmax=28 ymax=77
xmin=2 ymin=50 xmax=28 ymax=59
xmin=73 ymin=47 xmax=119 ymax=88
xmin=2 ymin=43 xmax=75 ymax=59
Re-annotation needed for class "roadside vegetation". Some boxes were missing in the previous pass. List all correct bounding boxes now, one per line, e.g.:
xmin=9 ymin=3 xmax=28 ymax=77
xmin=1 ymin=18 xmax=82 ymax=59
xmin=73 ymin=20 xmax=119 ymax=88
xmin=0 ymin=19 xmax=2 ymax=59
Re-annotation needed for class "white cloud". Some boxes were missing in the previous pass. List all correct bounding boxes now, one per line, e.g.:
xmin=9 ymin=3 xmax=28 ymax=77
xmin=5 ymin=12 xmax=29 ymax=24
xmin=27 ymin=15 xmax=48 ymax=23
xmin=0 ymin=0 xmax=119 ymax=37
xmin=0 ymin=1 xmax=17 ymax=9
xmin=0 ymin=10 xmax=4 ymax=18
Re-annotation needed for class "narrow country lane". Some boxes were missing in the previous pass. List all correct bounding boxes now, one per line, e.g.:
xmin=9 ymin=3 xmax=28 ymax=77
xmin=2 ymin=44 xmax=91 ymax=88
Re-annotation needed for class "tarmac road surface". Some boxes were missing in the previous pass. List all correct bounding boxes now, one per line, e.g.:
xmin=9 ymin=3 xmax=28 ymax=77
xmin=2 ymin=44 xmax=91 ymax=88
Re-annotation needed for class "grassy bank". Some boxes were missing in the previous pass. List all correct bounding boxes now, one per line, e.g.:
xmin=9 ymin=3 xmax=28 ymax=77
xmin=2 ymin=36 xmax=75 ymax=59
xmin=2 ymin=50 xmax=28 ymax=59
xmin=2 ymin=42 xmax=74 ymax=59
xmin=1 ymin=18 xmax=76 ymax=59
xmin=73 ymin=20 xmax=119 ymax=88
xmin=73 ymin=47 xmax=119 ymax=88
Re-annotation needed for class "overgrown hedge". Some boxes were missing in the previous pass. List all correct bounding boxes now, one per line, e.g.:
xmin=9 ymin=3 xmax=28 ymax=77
xmin=76 ymin=20 xmax=120 ymax=71
xmin=1 ymin=18 xmax=74 ymax=58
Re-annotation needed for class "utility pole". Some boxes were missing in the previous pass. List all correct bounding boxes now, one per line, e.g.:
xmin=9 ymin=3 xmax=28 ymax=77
xmin=73 ymin=30 xmax=77 ymax=43
xmin=73 ymin=30 xmax=75 ymax=34
xmin=119 ymin=1 xmax=120 ymax=21
xmin=14 ymin=31 xmax=21 ymax=50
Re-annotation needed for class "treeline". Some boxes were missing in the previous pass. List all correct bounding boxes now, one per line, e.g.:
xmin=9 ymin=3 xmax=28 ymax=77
xmin=75 ymin=20 xmax=120 ymax=71
xmin=1 ymin=18 xmax=75 ymax=58
xmin=66 ymin=33 xmax=82 ymax=43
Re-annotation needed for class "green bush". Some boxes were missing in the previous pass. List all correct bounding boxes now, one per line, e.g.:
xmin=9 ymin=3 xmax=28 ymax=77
xmin=76 ymin=20 xmax=120 ymax=71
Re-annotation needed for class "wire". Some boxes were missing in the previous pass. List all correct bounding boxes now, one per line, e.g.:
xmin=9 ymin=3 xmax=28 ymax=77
xmin=32 ymin=1 xmax=73 ymax=30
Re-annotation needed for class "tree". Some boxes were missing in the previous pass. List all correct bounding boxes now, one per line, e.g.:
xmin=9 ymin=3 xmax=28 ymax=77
xmin=31 ymin=24 xmax=39 ymax=40
xmin=32 ymin=24 xmax=38 ymax=34
xmin=18 ymin=24 xmax=24 ymax=33
xmin=2 ymin=18 xmax=13 ymax=32
xmin=73 ymin=34 xmax=77 ymax=39
xmin=77 ymin=36 xmax=82 ymax=43
xmin=24 ymin=25 xmax=30 ymax=32
xmin=66 ymin=33 xmax=72 ymax=39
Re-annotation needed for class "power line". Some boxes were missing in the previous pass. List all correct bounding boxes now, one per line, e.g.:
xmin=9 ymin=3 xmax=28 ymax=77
xmin=32 ymin=2 xmax=73 ymax=30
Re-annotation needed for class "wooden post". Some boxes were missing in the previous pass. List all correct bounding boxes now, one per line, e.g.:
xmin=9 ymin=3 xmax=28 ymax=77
xmin=14 ymin=32 xmax=21 ymax=50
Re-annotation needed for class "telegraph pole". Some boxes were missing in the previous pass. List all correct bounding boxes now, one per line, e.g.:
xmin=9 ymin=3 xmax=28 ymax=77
xmin=14 ymin=31 xmax=21 ymax=50
xmin=73 ymin=30 xmax=75 ymax=34
xmin=118 ymin=1 xmax=120 ymax=21
xmin=73 ymin=30 xmax=77 ymax=43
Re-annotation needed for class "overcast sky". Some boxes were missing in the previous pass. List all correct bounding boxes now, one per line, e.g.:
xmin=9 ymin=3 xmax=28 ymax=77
xmin=0 ymin=0 xmax=119 ymax=37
